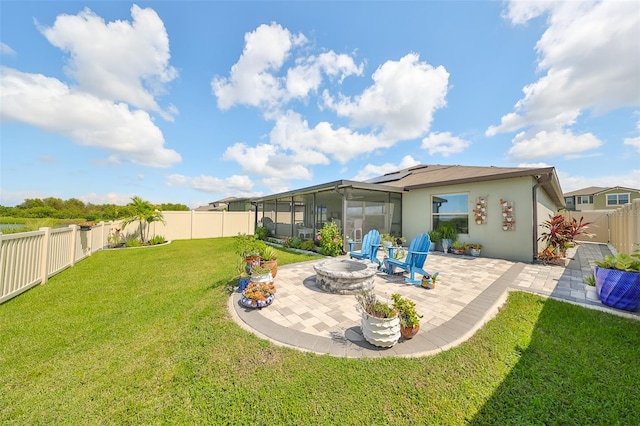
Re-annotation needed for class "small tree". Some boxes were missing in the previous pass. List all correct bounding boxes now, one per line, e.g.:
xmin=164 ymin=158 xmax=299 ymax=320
xmin=121 ymin=196 xmax=165 ymax=244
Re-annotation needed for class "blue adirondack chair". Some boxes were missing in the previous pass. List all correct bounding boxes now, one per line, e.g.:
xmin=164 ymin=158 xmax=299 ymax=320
xmin=349 ymin=229 xmax=381 ymax=267
xmin=384 ymin=233 xmax=431 ymax=284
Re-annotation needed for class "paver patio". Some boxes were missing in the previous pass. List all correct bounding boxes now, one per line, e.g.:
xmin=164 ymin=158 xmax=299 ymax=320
xmin=229 ymin=243 xmax=639 ymax=358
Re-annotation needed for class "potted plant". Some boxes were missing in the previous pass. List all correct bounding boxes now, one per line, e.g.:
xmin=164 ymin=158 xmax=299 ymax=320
xmin=391 ymin=293 xmax=423 ymax=339
xmin=437 ymin=224 xmax=457 ymax=253
xmin=450 ymin=241 xmax=465 ymax=255
xmin=234 ymin=233 xmax=267 ymax=272
xmin=380 ymin=234 xmax=406 ymax=259
xmin=249 ymin=264 xmax=273 ymax=283
xmin=465 ymin=243 xmax=482 ymax=257
xmin=380 ymin=233 xmax=406 ymax=248
xmin=240 ymin=281 xmax=276 ymax=309
xmin=594 ymin=247 xmax=640 ymax=311
xmin=237 ymin=260 xmax=250 ymax=291
xmin=356 ymin=290 xmax=400 ymax=348
xmin=421 ymin=272 xmax=439 ymax=289
xmin=259 ymin=245 xmax=279 ymax=278
xmin=427 ymin=229 xmax=441 ymax=252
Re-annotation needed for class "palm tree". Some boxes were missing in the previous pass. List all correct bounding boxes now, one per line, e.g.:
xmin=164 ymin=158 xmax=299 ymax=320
xmin=121 ymin=196 xmax=165 ymax=244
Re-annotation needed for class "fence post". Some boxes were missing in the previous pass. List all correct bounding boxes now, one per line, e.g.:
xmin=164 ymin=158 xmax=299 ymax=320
xmin=40 ymin=227 xmax=51 ymax=284
xmin=222 ymin=210 xmax=226 ymax=237
xmin=191 ymin=210 xmax=195 ymax=240
xmin=69 ymin=224 xmax=78 ymax=266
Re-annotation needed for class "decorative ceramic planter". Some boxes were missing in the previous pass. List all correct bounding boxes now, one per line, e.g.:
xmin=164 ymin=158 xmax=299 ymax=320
xmin=421 ymin=274 xmax=436 ymax=289
xmin=361 ymin=312 xmax=400 ymax=348
xmin=595 ymin=266 xmax=640 ymax=311
xmin=238 ymin=276 xmax=250 ymax=291
xmin=240 ymin=293 xmax=275 ymax=308
xmin=469 ymin=248 xmax=481 ymax=257
xmin=260 ymin=259 xmax=278 ymax=278
xmin=400 ymin=324 xmax=420 ymax=339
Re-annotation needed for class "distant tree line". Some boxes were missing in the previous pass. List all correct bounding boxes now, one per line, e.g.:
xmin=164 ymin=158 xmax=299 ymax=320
xmin=0 ymin=197 xmax=190 ymax=221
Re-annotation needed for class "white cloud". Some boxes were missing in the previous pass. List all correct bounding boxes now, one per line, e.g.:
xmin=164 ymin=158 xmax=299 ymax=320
xmin=420 ymin=132 xmax=471 ymax=157
xmin=351 ymin=155 xmax=421 ymax=181
xmin=0 ymin=67 xmax=181 ymax=167
xmin=0 ymin=188 xmax=46 ymax=207
xmin=268 ymin=110 xmax=385 ymax=164
xmin=212 ymin=25 xmax=451 ymax=188
xmin=508 ymin=130 xmax=601 ymax=161
xmin=323 ymin=53 xmax=449 ymax=140
xmin=222 ymin=142 xmax=318 ymax=180
xmin=39 ymin=5 xmax=177 ymax=119
xmin=488 ymin=0 xmax=640 ymax=136
xmin=0 ymin=42 xmax=16 ymax=55
xmin=165 ymin=173 xmax=259 ymax=197
xmin=212 ymin=23 xmax=307 ymax=110
xmin=517 ymin=162 xmax=552 ymax=168
xmin=624 ymin=136 xmax=640 ymax=153
xmin=286 ymin=51 xmax=363 ymax=99
xmin=78 ymin=192 xmax=134 ymax=206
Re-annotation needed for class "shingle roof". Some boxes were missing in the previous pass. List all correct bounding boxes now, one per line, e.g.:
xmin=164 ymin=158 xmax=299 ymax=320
xmin=563 ymin=186 xmax=608 ymax=197
xmin=367 ymin=164 xmax=565 ymax=206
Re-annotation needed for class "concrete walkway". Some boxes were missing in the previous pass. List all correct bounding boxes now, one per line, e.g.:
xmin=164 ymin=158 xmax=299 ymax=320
xmin=228 ymin=243 xmax=639 ymax=358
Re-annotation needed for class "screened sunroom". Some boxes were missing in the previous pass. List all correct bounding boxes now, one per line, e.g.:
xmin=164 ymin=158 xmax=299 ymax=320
xmin=249 ymin=180 xmax=403 ymax=246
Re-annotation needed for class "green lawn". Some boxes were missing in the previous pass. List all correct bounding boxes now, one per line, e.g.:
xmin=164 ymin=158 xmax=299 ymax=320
xmin=1 ymin=238 xmax=638 ymax=424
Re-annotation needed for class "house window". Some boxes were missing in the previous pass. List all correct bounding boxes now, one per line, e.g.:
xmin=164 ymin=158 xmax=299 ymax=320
xmin=432 ymin=193 xmax=469 ymax=234
xmin=607 ymin=193 xmax=630 ymax=206
xmin=578 ymin=195 xmax=593 ymax=204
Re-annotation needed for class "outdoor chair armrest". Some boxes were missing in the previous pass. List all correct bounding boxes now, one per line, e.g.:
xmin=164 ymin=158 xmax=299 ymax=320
xmin=408 ymin=250 xmax=429 ymax=256
xmin=348 ymin=241 xmax=357 ymax=251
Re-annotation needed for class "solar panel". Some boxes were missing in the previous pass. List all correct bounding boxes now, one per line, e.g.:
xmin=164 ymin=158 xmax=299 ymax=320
xmin=365 ymin=171 xmax=411 ymax=184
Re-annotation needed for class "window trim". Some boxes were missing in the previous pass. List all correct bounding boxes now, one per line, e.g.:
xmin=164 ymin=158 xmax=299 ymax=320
xmin=606 ymin=193 xmax=630 ymax=206
xmin=432 ymin=192 xmax=469 ymax=235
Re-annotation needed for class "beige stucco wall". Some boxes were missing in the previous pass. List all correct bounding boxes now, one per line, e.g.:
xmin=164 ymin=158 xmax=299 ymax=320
xmin=403 ymin=176 xmax=558 ymax=263
xmin=535 ymin=185 xmax=559 ymax=254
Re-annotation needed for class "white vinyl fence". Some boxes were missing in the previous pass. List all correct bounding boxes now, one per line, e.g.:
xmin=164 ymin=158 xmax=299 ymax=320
xmin=0 ymin=211 xmax=254 ymax=304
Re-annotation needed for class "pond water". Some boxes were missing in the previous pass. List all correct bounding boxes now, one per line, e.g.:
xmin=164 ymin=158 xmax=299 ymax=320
xmin=0 ymin=223 xmax=25 ymax=229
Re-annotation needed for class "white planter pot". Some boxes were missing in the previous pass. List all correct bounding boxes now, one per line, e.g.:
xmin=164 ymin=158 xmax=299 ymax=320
xmin=361 ymin=312 xmax=400 ymax=348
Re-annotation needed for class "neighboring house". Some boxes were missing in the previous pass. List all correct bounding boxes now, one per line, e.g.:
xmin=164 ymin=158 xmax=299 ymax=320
xmin=564 ymin=186 xmax=640 ymax=211
xmin=230 ymin=164 xmax=565 ymax=263
xmin=194 ymin=196 xmax=240 ymax=211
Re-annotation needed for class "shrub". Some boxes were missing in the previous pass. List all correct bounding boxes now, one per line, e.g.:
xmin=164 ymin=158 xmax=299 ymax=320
xmin=301 ymin=240 xmax=316 ymax=252
xmin=125 ymin=239 xmax=143 ymax=247
xmin=149 ymin=235 xmax=166 ymax=245
xmin=316 ymin=222 xmax=343 ymax=257
xmin=538 ymin=214 xmax=593 ymax=258
xmin=254 ymin=226 xmax=269 ymax=240
xmin=285 ymin=237 xmax=303 ymax=249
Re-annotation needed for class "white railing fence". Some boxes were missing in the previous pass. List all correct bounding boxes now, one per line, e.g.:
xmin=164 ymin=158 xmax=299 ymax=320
xmin=0 ymin=211 xmax=254 ymax=304
xmin=0 ymin=226 xmax=90 ymax=304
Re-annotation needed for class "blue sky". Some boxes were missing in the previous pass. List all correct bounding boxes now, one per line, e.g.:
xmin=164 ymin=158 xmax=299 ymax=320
xmin=1 ymin=0 xmax=639 ymax=208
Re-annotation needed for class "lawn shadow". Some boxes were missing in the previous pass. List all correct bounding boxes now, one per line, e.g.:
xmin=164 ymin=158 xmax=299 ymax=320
xmin=468 ymin=296 xmax=640 ymax=424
